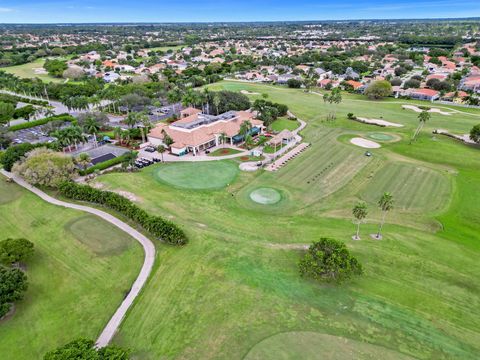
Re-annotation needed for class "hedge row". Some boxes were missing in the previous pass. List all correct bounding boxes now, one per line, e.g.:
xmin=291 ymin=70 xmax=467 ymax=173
xmin=58 ymin=181 xmax=188 ymax=246
xmin=0 ymin=93 xmax=49 ymax=106
xmin=9 ymin=114 xmax=74 ymax=132
xmin=79 ymin=153 xmax=133 ymax=176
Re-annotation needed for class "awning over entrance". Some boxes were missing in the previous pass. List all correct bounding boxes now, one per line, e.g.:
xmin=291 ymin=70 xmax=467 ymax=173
xmin=232 ymin=127 xmax=260 ymax=143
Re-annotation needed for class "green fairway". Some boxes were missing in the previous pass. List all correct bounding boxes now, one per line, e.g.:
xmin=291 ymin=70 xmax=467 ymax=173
xmin=1 ymin=58 xmax=65 ymax=83
xmin=0 ymin=177 xmax=142 ymax=359
xmin=245 ymin=332 xmax=414 ymax=360
xmin=153 ymin=161 xmax=239 ymax=190
xmin=360 ymin=162 xmax=451 ymax=211
xmin=270 ymin=117 xmax=300 ymax=132
xmin=26 ymin=80 xmax=480 ymax=359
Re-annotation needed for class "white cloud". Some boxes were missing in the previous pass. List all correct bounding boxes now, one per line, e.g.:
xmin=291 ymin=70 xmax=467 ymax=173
xmin=0 ymin=7 xmax=13 ymax=13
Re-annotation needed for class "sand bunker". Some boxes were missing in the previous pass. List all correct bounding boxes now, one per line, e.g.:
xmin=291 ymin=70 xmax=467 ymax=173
xmin=402 ymin=105 xmax=452 ymax=115
xmin=240 ymin=90 xmax=260 ymax=95
xmin=350 ymin=137 xmax=381 ymax=148
xmin=356 ymin=117 xmax=404 ymax=127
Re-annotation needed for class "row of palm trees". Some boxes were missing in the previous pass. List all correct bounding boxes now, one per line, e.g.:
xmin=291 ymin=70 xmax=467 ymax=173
xmin=52 ymin=125 xmax=87 ymax=152
xmin=352 ymin=192 xmax=394 ymax=240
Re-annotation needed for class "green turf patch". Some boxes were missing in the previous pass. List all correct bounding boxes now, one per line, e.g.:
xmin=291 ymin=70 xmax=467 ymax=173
xmin=249 ymin=188 xmax=282 ymax=205
xmin=367 ymin=133 xmax=395 ymax=142
xmin=153 ymin=161 xmax=239 ymax=190
xmin=360 ymin=162 xmax=451 ymax=212
xmin=245 ymin=332 xmax=414 ymax=360
xmin=0 ymin=179 xmax=23 ymax=204
xmin=270 ymin=117 xmax=299 ymax=132
xmin=66 ymin=215 xmax=134 ymax=256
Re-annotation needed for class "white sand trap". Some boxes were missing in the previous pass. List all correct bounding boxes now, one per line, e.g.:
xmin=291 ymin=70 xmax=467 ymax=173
xmin=350 ymin=137 xmax=381 ymax=148
xmin=357 ymin=117 xmax=404 ymax=127
xmin=402 ymin=105 xmax=452 ymax=116
xmin=240 ymin=90 xmax=260 ymax=95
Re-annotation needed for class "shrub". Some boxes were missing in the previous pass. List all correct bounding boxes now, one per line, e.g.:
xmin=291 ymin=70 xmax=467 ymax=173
xmin=8 ymin=114 xmax=74 ymax=132
xmin=13 ymin=148 xmax=77 ymax=188
xmin=0 ymin=266 xmax=28 ymax=318
xmin=299 ymin=238 xmax=363 ymax=282
xmin=1 ymin=143 xmax=38 ymax=171
xmin=287 ymin=78 xmax=302 ymax=88
xmin=58 ymin=182 xmax=188 ymax=246
xmin=347 ymin=113 xmax=356 ymax=120
xmin=44 ymin=339 xmax=130 ymax=360
xmin=364 ymin=80 xmax=393 ymax=99
xmin=0 ymin=238 xmax=34 ymax=265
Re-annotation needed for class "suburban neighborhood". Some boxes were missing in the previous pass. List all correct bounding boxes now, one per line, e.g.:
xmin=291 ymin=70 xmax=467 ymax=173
xmin=1 ymin=14 xmax=480 ymax=360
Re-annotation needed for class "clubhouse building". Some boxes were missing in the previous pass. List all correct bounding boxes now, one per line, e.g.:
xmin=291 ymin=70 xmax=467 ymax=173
xmin=148 ymin=107 xmax=264 ymax=156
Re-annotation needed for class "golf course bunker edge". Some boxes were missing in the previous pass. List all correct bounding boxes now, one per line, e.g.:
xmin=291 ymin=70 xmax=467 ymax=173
xmin=249 ymin=187 xmax=282 ymax=205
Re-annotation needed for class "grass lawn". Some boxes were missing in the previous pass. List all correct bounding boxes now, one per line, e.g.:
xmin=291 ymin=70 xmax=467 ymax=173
xmin=0 ymin=177 xmax=143 ymax=359
xmin=152 ymin=161 xmax=239 ymax=190
xmin=270 ymin=117 xmax=300 ymax=132
xmin=14 ymin=80 xmax=479 ymax=359
xmin=1 ymin=58 xmax=65 ymax=83
xmin=207 ymin=148 xmax=242 ymax=157
xmin=245 ymin=332 xmax=414 ymax=360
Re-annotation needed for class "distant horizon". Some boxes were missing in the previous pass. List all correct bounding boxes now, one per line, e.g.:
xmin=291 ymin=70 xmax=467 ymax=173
xmin=1 ymin=0 xmax=480 ymax=24
xmin=1 ymin=17 xmax=480 ymax=25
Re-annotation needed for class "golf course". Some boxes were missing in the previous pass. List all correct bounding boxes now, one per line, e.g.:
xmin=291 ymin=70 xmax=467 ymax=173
xmin=0 ymin=80 xmax=479 ymax=359
xmin=73 ymin=81 xmax=480 ymax=359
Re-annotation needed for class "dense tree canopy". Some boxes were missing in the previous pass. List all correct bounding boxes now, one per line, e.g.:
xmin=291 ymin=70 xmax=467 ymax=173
xmin=0 ymin=238 xmax=34 ymax=265
xmin=299 ymin=238 xmax=363 ymax=282
xmin=470 ymin=124 xmax=480 ymax=144
xmin=12 ymin=148 xmax=77 ymax=187
xmin=364 ymin=80 xmax=393 ymax=99
xmin=0 ymin=266 xmax=28 ymax=318
xmin=43 ymin=339 xmax=130 ymax=360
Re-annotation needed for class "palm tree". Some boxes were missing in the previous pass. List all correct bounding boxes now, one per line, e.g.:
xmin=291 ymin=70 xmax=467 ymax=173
xmin=167 ymin=87 xmax=182 ymax=114
xmin=44 ymin=108 xmax=55 ymax=118
xmin=157 ymin=144 xmax=166 ymax=162
xmin=83 ymin=117 xmax=101 ymax=147
xmin=213 ymin=93 xmax=221 ymax=115
xmin=138 ymin=113 xmax=152 ymax=144
xmin=352 ymin=202 xmax=368 ymax=240
xmin=412 ymin=110 xmax=431 ymax=141
xmin=244 ymin=134 xmax=254 ymax=149
xmin=375 ymin=192 xmax=394 ymax=239
xmin=76 ymin=153 xmax=91 ymax=170
xmin=113 ymin=126 xmax=123 ymax=144
xmin=219 ymin=132 xmax=228 ymax=147
xmin=124 ymin=112 xmax=138 ymax=128
xmin=239 ymin=120 xmax=252 ymax=142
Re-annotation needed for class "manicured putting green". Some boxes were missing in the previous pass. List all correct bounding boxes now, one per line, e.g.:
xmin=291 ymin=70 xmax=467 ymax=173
xmin=249 ymin=187 xmax=282 ymax=205
xmin=245 ymin=332 xmax=413 ymax=360
xmin=367 ymin=133 xmax=395 ymax=141
xmin=153 ymin=161 xmax=239 ymax=190
xmin=66 ymin=215 xmax=135 ymax=256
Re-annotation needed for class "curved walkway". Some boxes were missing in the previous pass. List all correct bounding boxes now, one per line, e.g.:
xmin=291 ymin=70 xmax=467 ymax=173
xmin=0 ymin=169 xmax=155 ymax=348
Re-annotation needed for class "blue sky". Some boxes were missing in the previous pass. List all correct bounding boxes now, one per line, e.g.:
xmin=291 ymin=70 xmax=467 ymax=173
xmin=0 ymin=0 xmax=479 ymax=23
